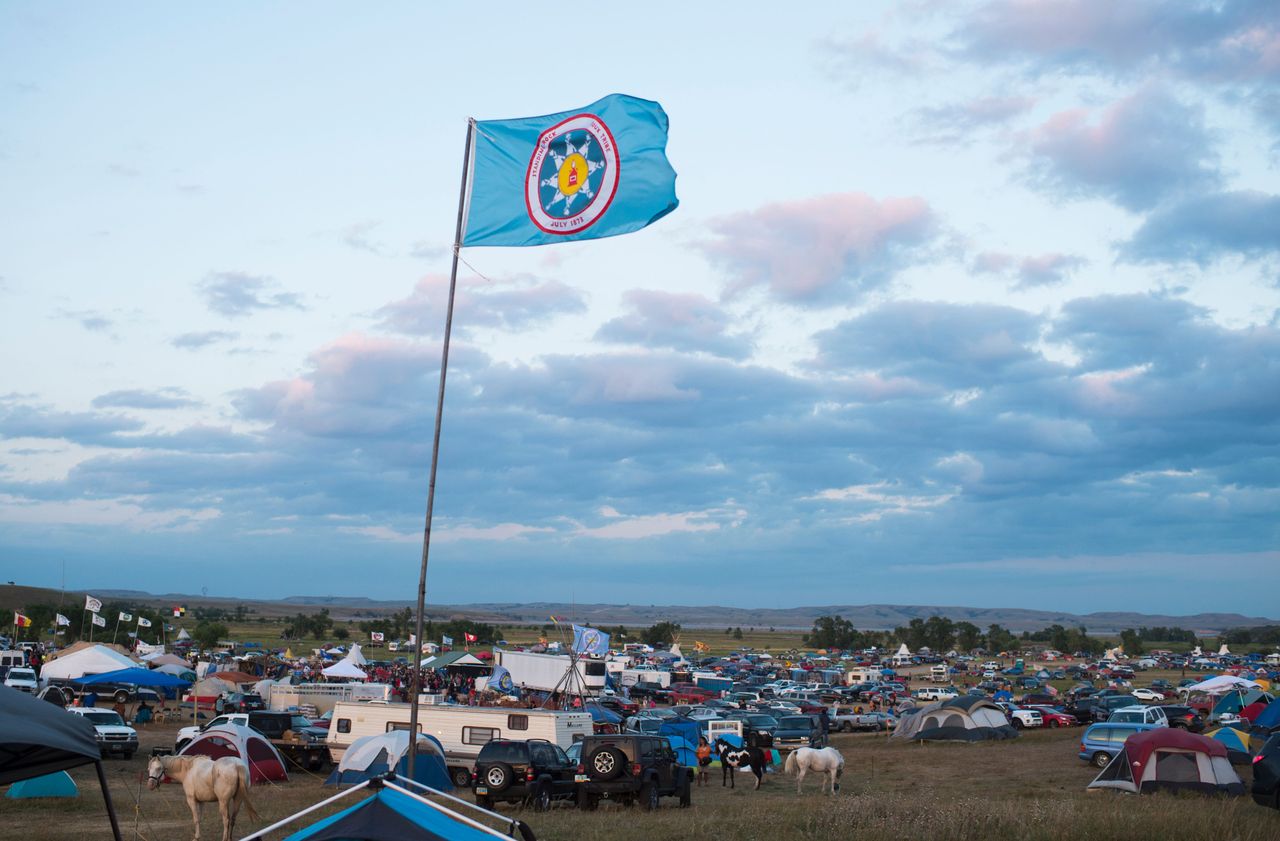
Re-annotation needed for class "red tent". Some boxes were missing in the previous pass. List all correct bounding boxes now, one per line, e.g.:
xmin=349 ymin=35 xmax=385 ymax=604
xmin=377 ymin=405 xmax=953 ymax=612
xmin=178 ymin=723 xmax=288 ymax=784
xmin=1088 ymin=728 xmax=1243 ymax=795
xmin=1240 ymin=700 xmax=1268 ymax=722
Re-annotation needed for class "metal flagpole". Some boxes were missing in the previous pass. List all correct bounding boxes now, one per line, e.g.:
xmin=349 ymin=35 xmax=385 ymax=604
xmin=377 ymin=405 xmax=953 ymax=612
xmin=408 ymin=117 xmax=476 ymax=778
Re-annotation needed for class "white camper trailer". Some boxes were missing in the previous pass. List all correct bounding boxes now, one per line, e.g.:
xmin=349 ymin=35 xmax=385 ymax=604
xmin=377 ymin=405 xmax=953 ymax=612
xmin=327 ymin=701 xmax=592 ymax=787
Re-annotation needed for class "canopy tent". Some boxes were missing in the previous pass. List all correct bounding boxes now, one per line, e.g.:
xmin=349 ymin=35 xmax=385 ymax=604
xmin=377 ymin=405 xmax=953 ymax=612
xmin=344 ymin=644 xmax=368 ymax=666
xmin=155 ymin=663 xmax=198 ymax=681
xmin=321 ymin=659 xmax=368 ymax=680
xmin=275 ymin=783 xmax=520 ymax=841
xmin=324 ymin=731 xmax=451 ymax=790
xmin=208 ymin=670 xmax=260 ymax=685
xmin=70 ymin=667 xmax=191 ymax=689
xmin=189 ymin=676 xmax=238 ymax=702
xmin=179 ymin=723 xmax=289 ymax=784
xmin=44 ymin=641 xmax=136 ymax=663
xmin=6 ymin=770 xmax=78 ymax=798
xmin=0 ymin=686 xmax=122 ymax=840
xmin=1183 ymin=675 xmax=1260 ymax=694
xmin=1205 ymin=727 xmax=1257 ymax=765
xmin=419 ymin=652 xmax=486 ymax=669
xmin=37 ymin=645 xmax=137 ymax=681
xmin=1088 ymin=728 xmax=1244 ymax=795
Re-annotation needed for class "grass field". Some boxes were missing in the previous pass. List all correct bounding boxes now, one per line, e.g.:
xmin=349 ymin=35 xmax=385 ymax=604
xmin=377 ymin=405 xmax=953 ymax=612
xmin=4 ymin=714 xmax=1273 ymax=841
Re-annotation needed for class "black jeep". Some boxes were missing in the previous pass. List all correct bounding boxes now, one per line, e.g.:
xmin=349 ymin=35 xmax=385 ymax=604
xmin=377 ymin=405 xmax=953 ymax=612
xmin=472 ymin=739 xmax=577 ymax=811
xmin=576 ymin=734 xmax=692 ymax=810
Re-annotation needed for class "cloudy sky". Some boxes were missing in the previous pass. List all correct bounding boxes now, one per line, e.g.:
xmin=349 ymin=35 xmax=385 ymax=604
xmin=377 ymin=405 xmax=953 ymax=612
xmin=1 ymin=2 xmax=1277 ymax=616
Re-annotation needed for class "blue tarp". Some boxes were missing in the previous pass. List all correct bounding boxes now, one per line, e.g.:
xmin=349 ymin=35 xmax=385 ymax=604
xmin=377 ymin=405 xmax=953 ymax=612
xmin=658 ymin=719 xmax=700 ymax=747
xmin=584 ymin=703 xmax=622 ymax=724
xmin=69 ymin=667 xmax=190 ymax=687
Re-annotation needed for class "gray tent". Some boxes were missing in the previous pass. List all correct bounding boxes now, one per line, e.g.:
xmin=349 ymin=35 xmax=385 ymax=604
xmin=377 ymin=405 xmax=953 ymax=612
xmin=896 ymin=695 xmax=1018 ymax=742
xmin=0 ymin=685 xmax=122 ymax=840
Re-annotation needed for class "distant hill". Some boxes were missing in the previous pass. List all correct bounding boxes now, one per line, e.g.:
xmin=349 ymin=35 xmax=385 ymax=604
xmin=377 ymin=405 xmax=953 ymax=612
xmin=3 ymin=584 xmax=1268 ymax=635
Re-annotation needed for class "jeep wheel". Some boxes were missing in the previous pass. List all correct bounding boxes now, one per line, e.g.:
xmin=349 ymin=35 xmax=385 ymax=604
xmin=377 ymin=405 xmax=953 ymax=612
xmin=1092 ymin=751 xmax=1111 ymax=769
xmin=451 ymin=767 xmax=472 ymax=788
xmin=586 ymin=746 xmax=625 ymax=781
xmin=640 ymin=780 xmax=659 ymax=811
xmin=577 ymin=789 xmax=598 ymax=811
xmin=484 ymin=763 xmax=512 ymax=793
xmin=531 ymin=781 xmax=552 ymax=812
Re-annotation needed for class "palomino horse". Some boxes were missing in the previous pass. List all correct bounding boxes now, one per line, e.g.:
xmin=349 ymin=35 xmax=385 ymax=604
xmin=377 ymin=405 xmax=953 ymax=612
xmin=714 ymin=737 xmax=768 ymax=790
xmin=147 ymin=754 xmax=259 ymax=841
xmin=784 ymin=746 xmax=845 ymax=794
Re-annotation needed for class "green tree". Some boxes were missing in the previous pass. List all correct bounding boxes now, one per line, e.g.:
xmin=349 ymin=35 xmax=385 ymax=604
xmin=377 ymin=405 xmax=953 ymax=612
xmin=985 ymin=624 xmax=1016 ymax=653
xmin=804 ymin=615 xmax=857 ymax=650
xmin=923 ymin=615 xmax=955 ymax=652
xmin=642 ymin=621 xmax=681 ymax=647
xmin=732 ymin=627 xmax=744 ymax=640
xmin=1119 ymin=628 xmax=1144 ymax=654
xmin=333 ymin=626 xmax=349 ymax=640
xmin=193 ymin=621 xmax=228 ymax=650
xmin=955 ymin=622 xmax=982 ymax=652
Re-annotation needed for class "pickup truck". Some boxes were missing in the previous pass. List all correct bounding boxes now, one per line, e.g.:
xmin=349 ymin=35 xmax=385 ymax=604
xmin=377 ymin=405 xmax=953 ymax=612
xmin=830 ymin=707 xmax=893 ymax=732
xmin=914 ymin=686 xmax=958 ymax=702
xmin=176 ymin=711 xmax=330 ymax=770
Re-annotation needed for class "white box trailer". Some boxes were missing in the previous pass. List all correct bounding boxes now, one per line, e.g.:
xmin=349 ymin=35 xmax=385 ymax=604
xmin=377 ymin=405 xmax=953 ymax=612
xmin=327 ymin=701 xmax=592 ymax=787
xmin=269 ymin=682 xmax=394 ymax=715
xmin=619 ymin=667 xmax=671 ymax=688
xmin=493 ymin=649 xmax=607 ymax=694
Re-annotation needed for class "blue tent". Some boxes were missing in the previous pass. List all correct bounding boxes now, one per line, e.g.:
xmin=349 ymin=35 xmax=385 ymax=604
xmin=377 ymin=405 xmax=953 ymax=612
xmin=285 ymin=786 xmax=497 ymax=841
xmin=1253 ymin=700 xmax=1280 ymax=731
xmin=658 ymin=719 xmax=700 ymax=747
xmin=665 ymin=736 xmax=698 ymax=767
xmin=324 ymin=733 xmax=451 ymax=791
xmin=583 ymin=703 xmax=621 ymax=724
xmin=69 ymin=668 xmax=190 ymax=688
xmin=7 ymin=770 xmax=78 ymax=798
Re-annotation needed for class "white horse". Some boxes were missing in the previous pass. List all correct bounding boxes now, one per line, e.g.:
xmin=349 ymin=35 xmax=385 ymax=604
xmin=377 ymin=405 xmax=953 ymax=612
xmin=784 ymin=746 xmax=845 ymax=795
xmin=147 ymin=754 xmax=259 ymax=841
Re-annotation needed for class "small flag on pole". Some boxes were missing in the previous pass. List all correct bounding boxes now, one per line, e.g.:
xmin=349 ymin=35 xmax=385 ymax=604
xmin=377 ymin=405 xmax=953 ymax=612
xmin=85 ymin=595 xmax=102 ymax=612
xmin=137 ymin=617 xmax=152 ymax=628
xmin=463 ymin=93 xmax=678 ymax=247
xmin=441 ymin=635 xmax=453 ymax=646
xmin=370 ymin=631 xmax=385 ymax=642
xmin=56 ymin=614 xmax=71 ymax=626
xmin=172 ymin=605 xmax=187 ymax=617
xmin=464 ymin=632 xmax=478 ymax=644
xmin=571 ymin=624 xmax=610 ymax=656
xmin=118 ymin=612 xmax=132 ymax=622
xmin=14 ymin=612 xmax=32 ymax=628
xmin=92 ymin=614 xmax=107 ymax=628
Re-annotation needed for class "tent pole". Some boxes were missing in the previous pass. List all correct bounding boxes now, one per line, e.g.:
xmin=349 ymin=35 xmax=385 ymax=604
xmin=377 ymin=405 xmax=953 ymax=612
xmin=408 ymin=117 xmax=475 ymax=779
xmin=95 ymin=760 xmax=123 ymax=841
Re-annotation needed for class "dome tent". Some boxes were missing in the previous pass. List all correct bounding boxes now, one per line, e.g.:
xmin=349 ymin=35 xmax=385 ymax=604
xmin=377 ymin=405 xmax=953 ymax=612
xmin=898 ymin=696 xmax=1017 ymax=742
xmin=178 ymin=722 xmax=288 ymax=784
xmin=324 ymin=731 xmax=451 ymax=790
xmin=1088 ymin=728 xmax=1244 ymax=795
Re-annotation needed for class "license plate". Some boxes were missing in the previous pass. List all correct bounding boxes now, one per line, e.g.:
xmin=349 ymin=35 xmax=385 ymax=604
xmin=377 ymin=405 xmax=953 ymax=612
xmin=574 ymin=774 xmax=588 ymax=783
xmin=474 ymin=786 xmax=488 ymax=794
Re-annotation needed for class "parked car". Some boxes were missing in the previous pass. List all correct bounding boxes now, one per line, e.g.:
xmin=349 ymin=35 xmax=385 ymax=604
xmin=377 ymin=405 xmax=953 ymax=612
xmin=996 ymin=702 xmax=1043 ymax=729
xmin=2 ymin=666 xmax=38 ymax=692
xmin=1130 ymin=688 xmax=1166 ymax=702
xmin=1253 ymin=732 xmax=1280 ymax=810
xmin=773 ymin=714 xmax=818 ymax=746
xmin=215 ymin=692 xmax=265 ymax=714
xmin=1077 ymin=722 xmax=1156 ymax=768
xmin=68 ymin=707 xmax=138 ymax=759
xmin=595 ymin=696 xmax=640 ymax=717
xmin=722 ymin=712 xmax=777 ymax=748
xmin=1159 ymin=705 xmax=1204 ymax=733
xmin=1106 ymin=705 xmax=1168 ymax=727
xmin=472 ymin=739 xmax=577 ymax=811
xmin=575 ymin=734 xmax=692 ymax=810
xmin=1027 ymin=706 xmax=1078 ymax=728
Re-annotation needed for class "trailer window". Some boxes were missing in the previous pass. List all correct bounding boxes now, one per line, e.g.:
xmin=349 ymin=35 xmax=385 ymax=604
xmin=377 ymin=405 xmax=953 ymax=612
xmin=584 ymin=661 xmax=606 ymax=677
xmin=336 ymin=719 xmax=351 ymax=734
xmin=387 ymin=722 xmax=422 ymax=734
xmin=507 ymin=714 xmax=529 ymax=731
xmin=463 ymin=727 xmax=498 ymax=746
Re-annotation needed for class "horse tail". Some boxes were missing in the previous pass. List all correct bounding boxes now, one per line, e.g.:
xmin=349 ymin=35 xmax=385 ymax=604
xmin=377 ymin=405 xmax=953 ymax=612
xmin=236 ymin=766 xmax=260 ymax=822
xmin=784 ymin=750 xmax=798 ymax=774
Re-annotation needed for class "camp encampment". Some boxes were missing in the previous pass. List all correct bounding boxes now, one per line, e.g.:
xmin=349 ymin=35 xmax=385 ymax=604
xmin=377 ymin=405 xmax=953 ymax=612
xmin=178 ymin=722 xmax=289 ymax=784
xmin=37 ymin=645 xmax=138 ymax=681
xmin=323 ymin=731 xmax=451 ymax=790
xmin=1087 ymin=728 xmax=1244 ymax=795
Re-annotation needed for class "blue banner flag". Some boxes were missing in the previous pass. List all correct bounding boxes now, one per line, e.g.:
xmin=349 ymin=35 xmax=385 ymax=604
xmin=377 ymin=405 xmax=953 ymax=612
xmin=487 ymin=665 xmax=519 ymax=696
xmin=572 ymin=624 xmax=611 ymax=657
xmin=463 ymin=94 xmax=678 ymax=247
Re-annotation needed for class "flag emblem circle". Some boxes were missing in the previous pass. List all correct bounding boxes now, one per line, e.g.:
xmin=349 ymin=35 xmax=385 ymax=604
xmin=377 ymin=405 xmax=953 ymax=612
xmin=525 ymin=113 xmax=619 ymax=235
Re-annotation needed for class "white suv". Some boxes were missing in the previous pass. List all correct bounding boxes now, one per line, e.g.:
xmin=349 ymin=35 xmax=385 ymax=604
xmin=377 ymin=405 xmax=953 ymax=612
xmin=3 ymin=667 xmax=38 ymax=692
xmin=68 ymin=707 xmax=139 ymax=759
xmin=1107 ymin=705 xmax=1168 ymax=727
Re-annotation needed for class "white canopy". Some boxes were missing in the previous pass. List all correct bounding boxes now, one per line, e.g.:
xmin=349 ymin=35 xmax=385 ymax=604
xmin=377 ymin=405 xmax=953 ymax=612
xmin=1218 ymin=644 xmax=1231 ymax=656
xmin=175 ymin=627 xmax=191 ymax=640
xmin=344 ymin=643 xmax=367 ymax=666
xmin=321 ymin=659 xmax=368 ymax=680
xmin=1182 ymin=675 xmax=1259 ymax=694
xmin=896 ymin=643 xmax=911 ymax=656
xmin=37 ymin=645 xmax=137 ymax=681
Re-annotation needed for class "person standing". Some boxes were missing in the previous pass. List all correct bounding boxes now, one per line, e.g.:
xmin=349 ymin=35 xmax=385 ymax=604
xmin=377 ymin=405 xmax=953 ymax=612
xmin=819 ymin=706 xmax=831 ymax=747
xmin=695 ymin=737 xmax=712 ymax=787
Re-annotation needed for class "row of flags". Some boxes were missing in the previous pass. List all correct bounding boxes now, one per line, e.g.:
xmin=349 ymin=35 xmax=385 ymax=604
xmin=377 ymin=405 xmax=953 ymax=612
xmin=371 ymin=632 xmax=480 ymax=645
xmin=11 ymin=595 xmax=188 ymax=635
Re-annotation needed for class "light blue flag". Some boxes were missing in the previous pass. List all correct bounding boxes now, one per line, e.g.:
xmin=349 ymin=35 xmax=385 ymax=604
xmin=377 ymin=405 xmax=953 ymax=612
xmin=463 ymin=93 xmax=678 ymax=247
xmin=487 ymin=665 xmax=519 ymax=696
xmin=572 ymin=624 xmax=611 ymax=657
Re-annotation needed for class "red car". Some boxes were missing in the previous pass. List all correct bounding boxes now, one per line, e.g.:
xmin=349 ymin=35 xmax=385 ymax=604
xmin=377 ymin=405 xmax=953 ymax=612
xmin=669 ymin=686 xmax=713 ymax=704
xmin=595 ymin=696 xmax=640 ymax=717
xmin=1028 ymin=705 xmax=1079 ymax=727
